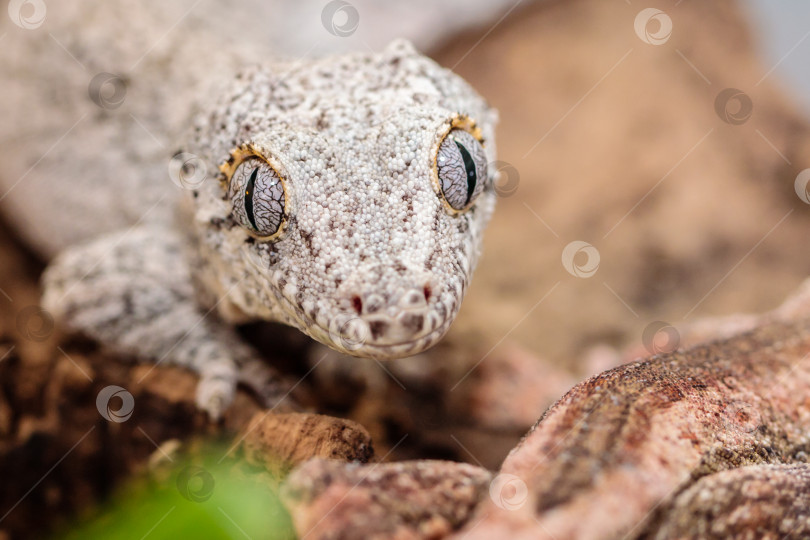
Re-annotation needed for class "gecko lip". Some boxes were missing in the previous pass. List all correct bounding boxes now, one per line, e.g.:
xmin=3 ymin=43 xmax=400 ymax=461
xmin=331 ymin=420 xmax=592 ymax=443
xmin=321 ymin=322 xmax=450 ymax=359
xmin=303 ymin=283 xmax=453 ymax=356
xmin=267 ymin=282 xmax=452 ymax=359
xmin=306 ymin=312 xmax=453 ymax=359
xmin=253 ymin=266 xmax=452 ymax=359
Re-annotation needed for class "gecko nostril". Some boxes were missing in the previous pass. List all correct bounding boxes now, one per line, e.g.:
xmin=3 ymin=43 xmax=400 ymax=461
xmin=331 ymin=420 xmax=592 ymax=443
xmin=423 ymin=284 xmax=432 ymax=302
xmin=351 ymin=295 xmax=363 ymax=315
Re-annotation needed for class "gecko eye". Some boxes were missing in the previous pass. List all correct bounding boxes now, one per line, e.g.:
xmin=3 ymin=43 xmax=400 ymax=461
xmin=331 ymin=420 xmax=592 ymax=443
xmin=436 ymin=129 xmax=488 ymax=211
xmin=228 ymin=157 xmax=287 ymax=239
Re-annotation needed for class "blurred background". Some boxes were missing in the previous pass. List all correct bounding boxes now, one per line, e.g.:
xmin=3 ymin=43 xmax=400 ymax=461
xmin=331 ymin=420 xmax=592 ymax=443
xmin=1 ymin=0 xmax=810 ymax=537
xmin=745 ymin=0 xmax=810 ymax=115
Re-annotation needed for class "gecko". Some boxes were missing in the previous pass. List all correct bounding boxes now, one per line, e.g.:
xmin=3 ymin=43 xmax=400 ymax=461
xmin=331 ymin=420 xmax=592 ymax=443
xmin=0 ymin=2 xmax=498 ymax=418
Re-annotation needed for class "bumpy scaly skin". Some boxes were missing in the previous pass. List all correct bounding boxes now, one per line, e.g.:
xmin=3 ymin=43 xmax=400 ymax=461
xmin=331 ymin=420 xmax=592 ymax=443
xmin=181 ymin=40 xmax=497 ymax=359
xmin=42 ymin=41 xmax=497 ymax=416
xmin=42 ymin=227 xmax=295 ymax=418
xmin=282 ymin=458 xmax=493 ymax=539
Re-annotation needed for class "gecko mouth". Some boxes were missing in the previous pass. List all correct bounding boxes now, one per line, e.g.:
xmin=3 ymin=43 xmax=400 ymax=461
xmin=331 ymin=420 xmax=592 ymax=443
xmin=241 ymin=251 xmax=455 ymax=359
xmin=301 ymin=311 xmax=454 ymax=360
xmin=317 ymin=322 xmax=451 ymax=359
xmin=260 ymin=280 xmax=452 ymax=359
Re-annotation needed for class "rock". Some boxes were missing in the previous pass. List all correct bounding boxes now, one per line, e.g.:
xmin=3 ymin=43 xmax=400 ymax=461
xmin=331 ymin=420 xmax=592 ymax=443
xmin=282 ymin=458 xmax=492 ymax=539
xmin=454 ymin=317 xmax=810 ymax=539
xmin=647 ymin=464 xmax=810 ymax=539
xmin=240 ymin=412 xmax=374 ymax=477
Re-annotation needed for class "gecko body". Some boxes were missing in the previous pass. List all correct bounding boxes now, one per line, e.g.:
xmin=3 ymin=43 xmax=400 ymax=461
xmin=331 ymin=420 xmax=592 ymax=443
xmin=0 ymin=2 xmax=497 ymax=417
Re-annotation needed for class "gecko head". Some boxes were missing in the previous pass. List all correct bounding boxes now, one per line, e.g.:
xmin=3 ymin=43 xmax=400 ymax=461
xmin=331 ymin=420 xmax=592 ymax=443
xmin=186 ymin=40 xmax=497 ymax=359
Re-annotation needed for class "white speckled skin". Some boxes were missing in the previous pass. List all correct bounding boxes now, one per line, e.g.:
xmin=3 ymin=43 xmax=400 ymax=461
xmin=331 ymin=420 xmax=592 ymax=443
xmin=38 ymin=39 xmax=497 ymax=416
xmin=184 ymin=40 xmax=497 ymax=359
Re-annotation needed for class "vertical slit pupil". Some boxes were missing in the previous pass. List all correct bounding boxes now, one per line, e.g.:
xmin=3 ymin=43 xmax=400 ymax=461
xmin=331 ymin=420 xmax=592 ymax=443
xmin=244 ymin=166 xmax=259 ymax=231
xmin=455 ymin=140 xmax=477 ymax=207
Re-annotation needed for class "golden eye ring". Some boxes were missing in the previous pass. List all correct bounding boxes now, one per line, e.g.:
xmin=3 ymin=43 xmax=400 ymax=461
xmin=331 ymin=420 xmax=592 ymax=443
xmin=431 ymin=115 xmax=488 ymax=215
xmin=219 ymin=143 xmax=291 ymax=241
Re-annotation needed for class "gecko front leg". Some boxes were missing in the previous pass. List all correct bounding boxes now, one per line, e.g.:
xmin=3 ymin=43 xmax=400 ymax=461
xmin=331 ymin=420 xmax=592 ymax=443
xmin=41 ymin=224 xmax=292 ymax=418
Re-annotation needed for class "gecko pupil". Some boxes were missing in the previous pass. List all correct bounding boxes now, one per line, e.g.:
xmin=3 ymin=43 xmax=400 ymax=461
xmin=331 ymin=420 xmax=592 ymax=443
xmin=244 ymin=166 xmax=259 ymax=230
xmin=455 ymin=140 xmax=477 ymax=206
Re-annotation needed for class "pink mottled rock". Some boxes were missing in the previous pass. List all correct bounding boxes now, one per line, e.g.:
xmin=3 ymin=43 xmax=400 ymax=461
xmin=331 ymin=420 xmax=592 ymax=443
xmin=281 ymin=458 xmax=492 ymax=539
xmin=649 ymin=464 xmax=810 ymax=539
xmin=453 ymin=318 xmax=810 ymax=540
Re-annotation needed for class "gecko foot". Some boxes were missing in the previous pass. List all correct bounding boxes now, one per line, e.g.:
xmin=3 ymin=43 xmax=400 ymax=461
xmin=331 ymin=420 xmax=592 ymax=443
xmin=195 ymin=361 xmax=238 ymax=420
xmin=237 ymin=359 xmax=300 ymax=412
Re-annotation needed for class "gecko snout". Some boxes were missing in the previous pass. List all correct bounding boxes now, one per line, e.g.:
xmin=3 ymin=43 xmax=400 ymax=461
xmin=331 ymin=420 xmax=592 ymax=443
xmin=346 ymin=285 xmax=439 ymax=344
